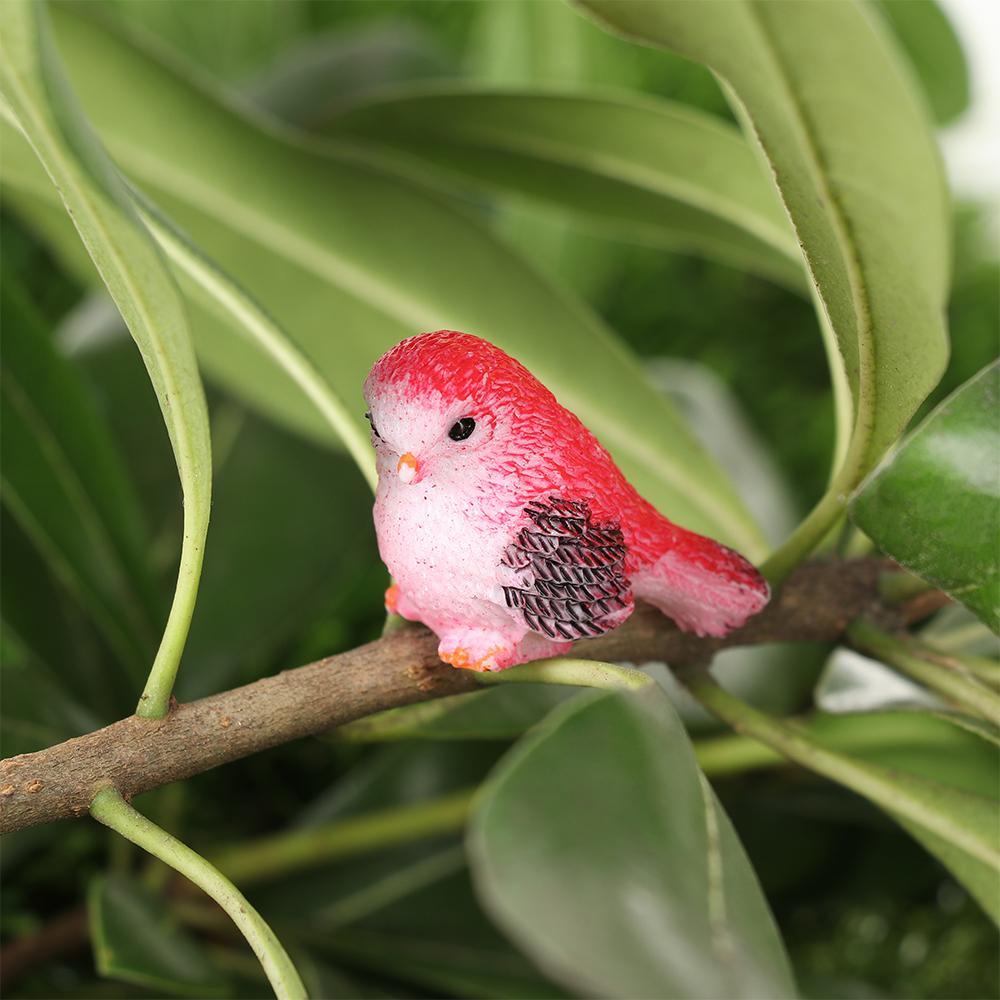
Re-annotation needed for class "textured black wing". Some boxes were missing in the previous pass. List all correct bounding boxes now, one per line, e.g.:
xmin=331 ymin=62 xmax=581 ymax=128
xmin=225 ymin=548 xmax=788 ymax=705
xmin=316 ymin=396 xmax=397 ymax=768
xmin=500 ymin=496 xmax=632 ymax=641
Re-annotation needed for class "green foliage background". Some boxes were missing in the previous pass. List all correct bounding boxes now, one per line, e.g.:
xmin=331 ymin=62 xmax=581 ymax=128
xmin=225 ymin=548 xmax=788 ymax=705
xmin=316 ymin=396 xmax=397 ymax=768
xmin=1 ymin=1 xmax=997 ymax=998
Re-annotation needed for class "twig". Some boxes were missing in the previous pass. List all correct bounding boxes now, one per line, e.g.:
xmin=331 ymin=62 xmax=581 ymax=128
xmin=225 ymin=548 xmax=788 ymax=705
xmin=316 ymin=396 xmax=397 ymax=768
xmin=0 ymin=558 xmax=895 ymax=835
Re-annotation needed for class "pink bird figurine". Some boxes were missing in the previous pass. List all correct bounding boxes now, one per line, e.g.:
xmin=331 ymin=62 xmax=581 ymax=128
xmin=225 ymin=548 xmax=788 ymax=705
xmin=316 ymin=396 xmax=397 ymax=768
xmin=364 ymin=331 xmax=769 ymax=672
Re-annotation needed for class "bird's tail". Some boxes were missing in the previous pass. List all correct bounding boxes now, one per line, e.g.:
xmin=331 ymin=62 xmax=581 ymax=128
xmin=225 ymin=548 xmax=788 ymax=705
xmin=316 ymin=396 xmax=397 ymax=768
xmin=630 ymin=522 xmax=770 ymax=638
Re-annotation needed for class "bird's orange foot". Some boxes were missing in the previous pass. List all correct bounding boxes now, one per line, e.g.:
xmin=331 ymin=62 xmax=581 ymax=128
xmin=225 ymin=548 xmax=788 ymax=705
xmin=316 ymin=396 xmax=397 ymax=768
xmin=438 ymin=633 xmax=516 ymax=673
xmin=384 ymin=583 xmax=421 ymax=621
xmin=439 ymin=645 xmax=505 ymax=673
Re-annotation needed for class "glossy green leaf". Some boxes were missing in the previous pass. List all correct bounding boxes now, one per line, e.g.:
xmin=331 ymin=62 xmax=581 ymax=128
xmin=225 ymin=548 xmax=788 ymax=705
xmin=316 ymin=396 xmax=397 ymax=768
xmin=0 ymin=285 xmax=156 ymax=675
xmin=851 ymin=363 xmax=999 ymax=632
xmin=871 ymin=0 xmax=970 ymax=126
xmin=0 ymin=5 xmax=765 ymax=555
xmin=0 ymin=0 xmax=212 ymax=716
xmin=576 ymin=0 xmax=950 ymax=579
xmin=329 ymin=87 xmax=805 ymax=291
xmin=469 ymin=690 xmax=796 ymax=999
xmin=87 ymin=873 xmax=225 ymax=996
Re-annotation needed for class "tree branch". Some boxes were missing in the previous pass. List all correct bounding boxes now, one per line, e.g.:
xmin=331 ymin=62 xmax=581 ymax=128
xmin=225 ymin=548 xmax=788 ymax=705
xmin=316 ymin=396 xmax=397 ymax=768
xmin=0 ymin=557 xmax=917 ymax=834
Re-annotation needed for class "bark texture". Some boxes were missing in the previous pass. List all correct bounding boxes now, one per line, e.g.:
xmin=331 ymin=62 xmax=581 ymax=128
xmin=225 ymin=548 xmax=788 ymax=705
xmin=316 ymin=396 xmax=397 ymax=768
xmin=0 ymin=557 xmax=904 ymax=834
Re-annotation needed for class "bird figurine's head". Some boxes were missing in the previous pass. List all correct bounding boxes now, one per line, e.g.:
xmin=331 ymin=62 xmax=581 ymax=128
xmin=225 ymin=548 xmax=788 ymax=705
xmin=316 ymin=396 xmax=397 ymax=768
xmin=363 ymin=330 xmax=556 ymax=487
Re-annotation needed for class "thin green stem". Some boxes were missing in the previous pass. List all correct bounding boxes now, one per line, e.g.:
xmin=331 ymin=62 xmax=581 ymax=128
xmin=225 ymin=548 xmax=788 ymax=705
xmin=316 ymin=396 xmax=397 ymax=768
xmin=681 ymin=668 xmax=1000 ymax=870
xmin=475 ymin=657 xmax=652 ymax=691
xmin=90 ymin=787 xmax=306 ymax=1000
xmin=849 ymin=619 xmax=1000 ymax=727
xmin=207 ymin=789 xmax=474 ymax=886
xmin=136 ymin=530 xmax=205 ymax=717
xmin=919 ymin=644 xmax=1000 ymax=689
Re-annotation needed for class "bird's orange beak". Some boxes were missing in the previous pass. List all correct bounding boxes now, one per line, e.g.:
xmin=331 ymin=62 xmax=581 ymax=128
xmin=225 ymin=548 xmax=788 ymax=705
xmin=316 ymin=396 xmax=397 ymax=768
xmin=397 ymin=452 xmax=420 ymax=484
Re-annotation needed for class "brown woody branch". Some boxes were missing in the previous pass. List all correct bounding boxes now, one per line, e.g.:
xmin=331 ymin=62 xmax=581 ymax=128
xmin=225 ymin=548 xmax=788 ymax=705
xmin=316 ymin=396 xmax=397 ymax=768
xmin=0 ymin=557 xmax=915 ymax=835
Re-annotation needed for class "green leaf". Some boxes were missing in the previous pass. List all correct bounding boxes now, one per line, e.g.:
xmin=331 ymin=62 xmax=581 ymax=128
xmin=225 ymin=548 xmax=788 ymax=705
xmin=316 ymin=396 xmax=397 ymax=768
xmin=0 ymin=285 xmax=156 ymax=675
xmin=0 ymin=0 xmax=212 ymax=716
xmin=871 ymin=0 xmax=970 ymax=126
xmin=851 ymin=363 xmax=1000 ymax=632
xmin=180 ymin=412 xmax=376 ymax=699
xmin=576 ymin=0 xmax=950 ymax=579
xmin=329 ymin=87 xmax=806 ymax=291
xmin=311 ymin=865 xmax=568 ymax=1000
xmin=244 ymin=22 xmax=449 ymax=128
xmin=469 ymin=690 xmax=796 ymax=999
xmin=87 ymin=873 xmax=225 ymax=997
xmin=135 ymin=198 xmax=376 ymax=489
xmin=338 ymin=686 xmax=575 ymax=743
xmin=1 ymin=4 xmax=765 ymax=556
xmin=467 ymin=0 xmax=592 ymax=84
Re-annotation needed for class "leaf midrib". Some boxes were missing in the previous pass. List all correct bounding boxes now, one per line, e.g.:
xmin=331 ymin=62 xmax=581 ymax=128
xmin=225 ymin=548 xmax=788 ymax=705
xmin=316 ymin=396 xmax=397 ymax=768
xmin=740 ymin=1 xmax=877 ymax=461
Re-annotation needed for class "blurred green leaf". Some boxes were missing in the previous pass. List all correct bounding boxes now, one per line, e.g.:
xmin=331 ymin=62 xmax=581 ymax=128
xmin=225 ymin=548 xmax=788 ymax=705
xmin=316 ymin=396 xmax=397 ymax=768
xmin=0 ymin=285 xmax=156 ymax=673
xmin=0 ymin=638 xmax=101 ymax=757
xmin=851 ymin=363 xmax=999 ymax=632
xmin=461 ymin=0 xmax=620 ymax=298
xmin=467 ymin=0 xmax=591 ymax=84
xmin=136 ymin=198 xmax=376 ymax=487
xmin=469 ymin=690 xmax=796 ymax=998
xmin=87 ymin=873 xmax=225 ymax=997
xmin=329 ymin=87 xmax=806 ymax=291
xmin=297 ymin=741 xmax=505 ymax=827
xmin=0 ymin=4 xmax=767 ymax=555
xmin=577 ymin=0 xmax=950 ymax=578
xmin=871 ymin=0 xmax=970 ymax=126
xmin=0 ymin=0 xmax=212 ymax=715
xmin=313 ymin=865 xmax=568 ymax=999
xmin=339 ymin=686 xmax=575 ymax=743
xmin=179 ymin=412 xmax=376 ymax=699
xmin=245 ymin=23 xmax=449 ymax=127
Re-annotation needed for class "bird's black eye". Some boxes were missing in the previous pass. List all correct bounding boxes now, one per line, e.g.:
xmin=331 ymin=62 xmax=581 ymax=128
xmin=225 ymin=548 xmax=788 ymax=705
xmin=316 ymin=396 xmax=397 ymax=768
xmin=365 ymin=410 xmax=381 ymax=440
xmin=448 ymin=417 xmax=476 ymax=442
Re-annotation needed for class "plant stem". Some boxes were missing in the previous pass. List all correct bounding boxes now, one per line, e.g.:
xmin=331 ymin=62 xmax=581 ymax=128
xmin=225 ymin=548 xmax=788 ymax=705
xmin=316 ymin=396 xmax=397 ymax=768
xmin=90 ymin=787 xmax=306 ymax=1000
xmin=680 ymin=668 xmax=999 ymax=869
xmin=135 ymin=528 xmax=206 ymax=718
xmin=207 ymin=789 xmax=474 ymax=886
xmin=849 ymin=618 xmax=1000 ymax=726
xmin=475 ymin=657 xmax=652 ymax=691
xmin=760 ymin=438 xmax=867 ymax=586
xmin=919 ymin=644 xmax=1000 ymax=689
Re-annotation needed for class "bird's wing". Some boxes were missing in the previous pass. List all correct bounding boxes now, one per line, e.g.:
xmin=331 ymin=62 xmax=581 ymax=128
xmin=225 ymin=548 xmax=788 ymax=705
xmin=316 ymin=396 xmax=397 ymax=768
xmin=498 ymin=496 xmax=633 ymax=641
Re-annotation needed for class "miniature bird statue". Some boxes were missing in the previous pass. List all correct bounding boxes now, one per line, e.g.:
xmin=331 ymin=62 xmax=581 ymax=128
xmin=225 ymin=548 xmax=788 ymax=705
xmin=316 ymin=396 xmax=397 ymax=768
xmin=364 ymin=331 xmax=769 ymax=672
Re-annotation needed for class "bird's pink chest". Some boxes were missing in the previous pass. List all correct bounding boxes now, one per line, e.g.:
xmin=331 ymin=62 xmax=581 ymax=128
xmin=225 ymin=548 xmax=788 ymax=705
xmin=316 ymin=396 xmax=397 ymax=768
xmin=373 ymin=476 xmax=510 ymax=629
